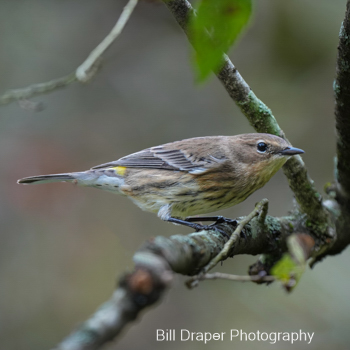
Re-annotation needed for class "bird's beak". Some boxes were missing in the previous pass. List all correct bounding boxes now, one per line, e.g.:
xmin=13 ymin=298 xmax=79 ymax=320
xmin=279 ymin=147 xmax=305 ymax=155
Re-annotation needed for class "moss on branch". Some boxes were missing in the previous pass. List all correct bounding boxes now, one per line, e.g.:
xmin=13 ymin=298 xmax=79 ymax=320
xmin=333 ymin=0 xmax=350 ymax=254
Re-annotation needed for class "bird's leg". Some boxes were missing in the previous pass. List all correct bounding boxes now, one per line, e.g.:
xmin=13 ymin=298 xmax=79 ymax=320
xmin=166 ymin=217 xmax=213 ymax=231
xmin=166 ymin=217 xmax=230 ymax=238
xmin=184 ymin=215 xmax=237 ymax=226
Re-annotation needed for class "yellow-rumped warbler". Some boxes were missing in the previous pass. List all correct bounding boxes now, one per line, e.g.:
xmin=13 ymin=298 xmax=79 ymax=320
xmin=18 ymin=133 xmax=303 ymax=232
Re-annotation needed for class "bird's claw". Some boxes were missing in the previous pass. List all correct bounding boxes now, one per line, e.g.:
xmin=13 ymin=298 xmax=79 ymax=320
xmin=193 ymin=223 xmax=230 ymax=239
xmin=209 ymin=216 xmax=237 ymax=226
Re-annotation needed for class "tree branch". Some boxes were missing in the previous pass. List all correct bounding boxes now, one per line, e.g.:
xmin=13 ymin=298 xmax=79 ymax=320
xmin=52 ymin=257 xmax=172 ymax=350
xmin=0 ymin=0 xmax=138 ymax=106
xmin=0 ymin=73 xmax=77 ymax=106
xmin=197 ymin=199 xmax=268 ymax=275
xmin=162 ymin=0 xmax=329 ymax=232
xmin=335 ymin=0 xmax=350 ymax=198
xmin=76 ymin=0 xmax=138 ymax=82
xmin=53 ymin=202 xmax=330 ymax=349
xmin=194 ymin=272 xmax=275 ymax=283
xmin=186 ymin=199 xmax=269 ymax=288
xmin=52 ymin=211 xmax=291 ymax=350
xmin=333 ymin=0 xmax=350 ymax=254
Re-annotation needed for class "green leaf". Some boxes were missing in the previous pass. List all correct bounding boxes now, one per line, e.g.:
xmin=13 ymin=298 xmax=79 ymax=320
xmin=189 ymin=0 xmax=252 ymax=81
xmin=271 ymin=254 xmax=305 ymax=292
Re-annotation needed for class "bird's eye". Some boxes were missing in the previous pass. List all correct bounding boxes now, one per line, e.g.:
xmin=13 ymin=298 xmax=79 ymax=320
xmin=257 ymin=142 xmax=268 ymax=153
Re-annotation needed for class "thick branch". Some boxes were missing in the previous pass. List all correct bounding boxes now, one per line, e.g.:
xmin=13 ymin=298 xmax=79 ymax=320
xmin=52 ymin=214 xmax=294 ymax=349
xmin=163 ymin=0 xmax=329 ymax=230
xmin=335 ymin=1 xmax=350 ymax=198
xmin=53 ymin=203 xmax=333 ymax=349
xmin=52 ymin=255 xmax=172 ymax=350
xmin=333 ymin=0 xmax=350 ymax=253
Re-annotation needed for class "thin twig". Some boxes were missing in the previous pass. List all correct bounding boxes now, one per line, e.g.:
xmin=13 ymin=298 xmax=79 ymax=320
xmin=204 ymin=199 xmax=268 ymax=274
xmin=0 ymin=73 xmax=77 ymax=106
xmin=0 ymin=0 xmax=138 ymax=106
xmin=186 ymin=199 xmax=269 ymax=288
xmin=197 ymin=272 xmax=275 ymax=283
xmin=76 ymin=0 xmax=138 ymax=82
xmin=258 ymin=199 xmax=269 ymax=226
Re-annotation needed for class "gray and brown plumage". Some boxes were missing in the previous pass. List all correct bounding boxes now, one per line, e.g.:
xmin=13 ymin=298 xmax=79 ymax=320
xmin=18 ymin=134 xmax=304 ymax=232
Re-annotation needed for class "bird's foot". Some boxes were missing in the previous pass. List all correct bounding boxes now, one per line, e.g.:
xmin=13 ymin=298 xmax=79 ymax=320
xmin=182 ymin=215 xmax=237 ymax=238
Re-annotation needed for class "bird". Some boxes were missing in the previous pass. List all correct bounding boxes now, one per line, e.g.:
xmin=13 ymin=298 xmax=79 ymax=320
xmin=18 ymin=133 xmax=304 ymax=233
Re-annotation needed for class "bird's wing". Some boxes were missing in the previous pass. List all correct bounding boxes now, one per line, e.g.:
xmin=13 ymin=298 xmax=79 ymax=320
xmin=91 ymin=139 xmax=227 ymax=174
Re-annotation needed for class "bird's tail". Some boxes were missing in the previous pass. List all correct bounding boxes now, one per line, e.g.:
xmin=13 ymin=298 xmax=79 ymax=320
xmin=17 ymin=173 xmax=75 ymax=185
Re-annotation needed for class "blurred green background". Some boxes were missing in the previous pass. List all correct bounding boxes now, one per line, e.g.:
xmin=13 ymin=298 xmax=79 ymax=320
xmin=0 ymin=0 xmax=349 ymax=349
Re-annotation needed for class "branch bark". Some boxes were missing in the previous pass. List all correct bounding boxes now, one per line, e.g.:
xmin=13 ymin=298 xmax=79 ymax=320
xmin=195 ymin=272 xmax=275 ymax=283
xmin=333 ymin=0 xmax=350 ymax=254
xmin=52 ymin=257 xmax=171 ymax=350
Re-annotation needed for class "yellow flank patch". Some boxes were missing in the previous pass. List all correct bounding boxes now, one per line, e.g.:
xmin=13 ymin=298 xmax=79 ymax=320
xmin=112 ymin=166 xmax=127 ymax=176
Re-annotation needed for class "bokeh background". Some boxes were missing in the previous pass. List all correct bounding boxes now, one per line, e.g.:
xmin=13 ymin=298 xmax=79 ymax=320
xmin=0 ymin=0 xmax=349 ymax=349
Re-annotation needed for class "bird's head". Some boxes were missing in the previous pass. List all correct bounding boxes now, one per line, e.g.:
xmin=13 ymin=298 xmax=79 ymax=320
xmin=231 ymin=133 xmax=304 ymax=183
